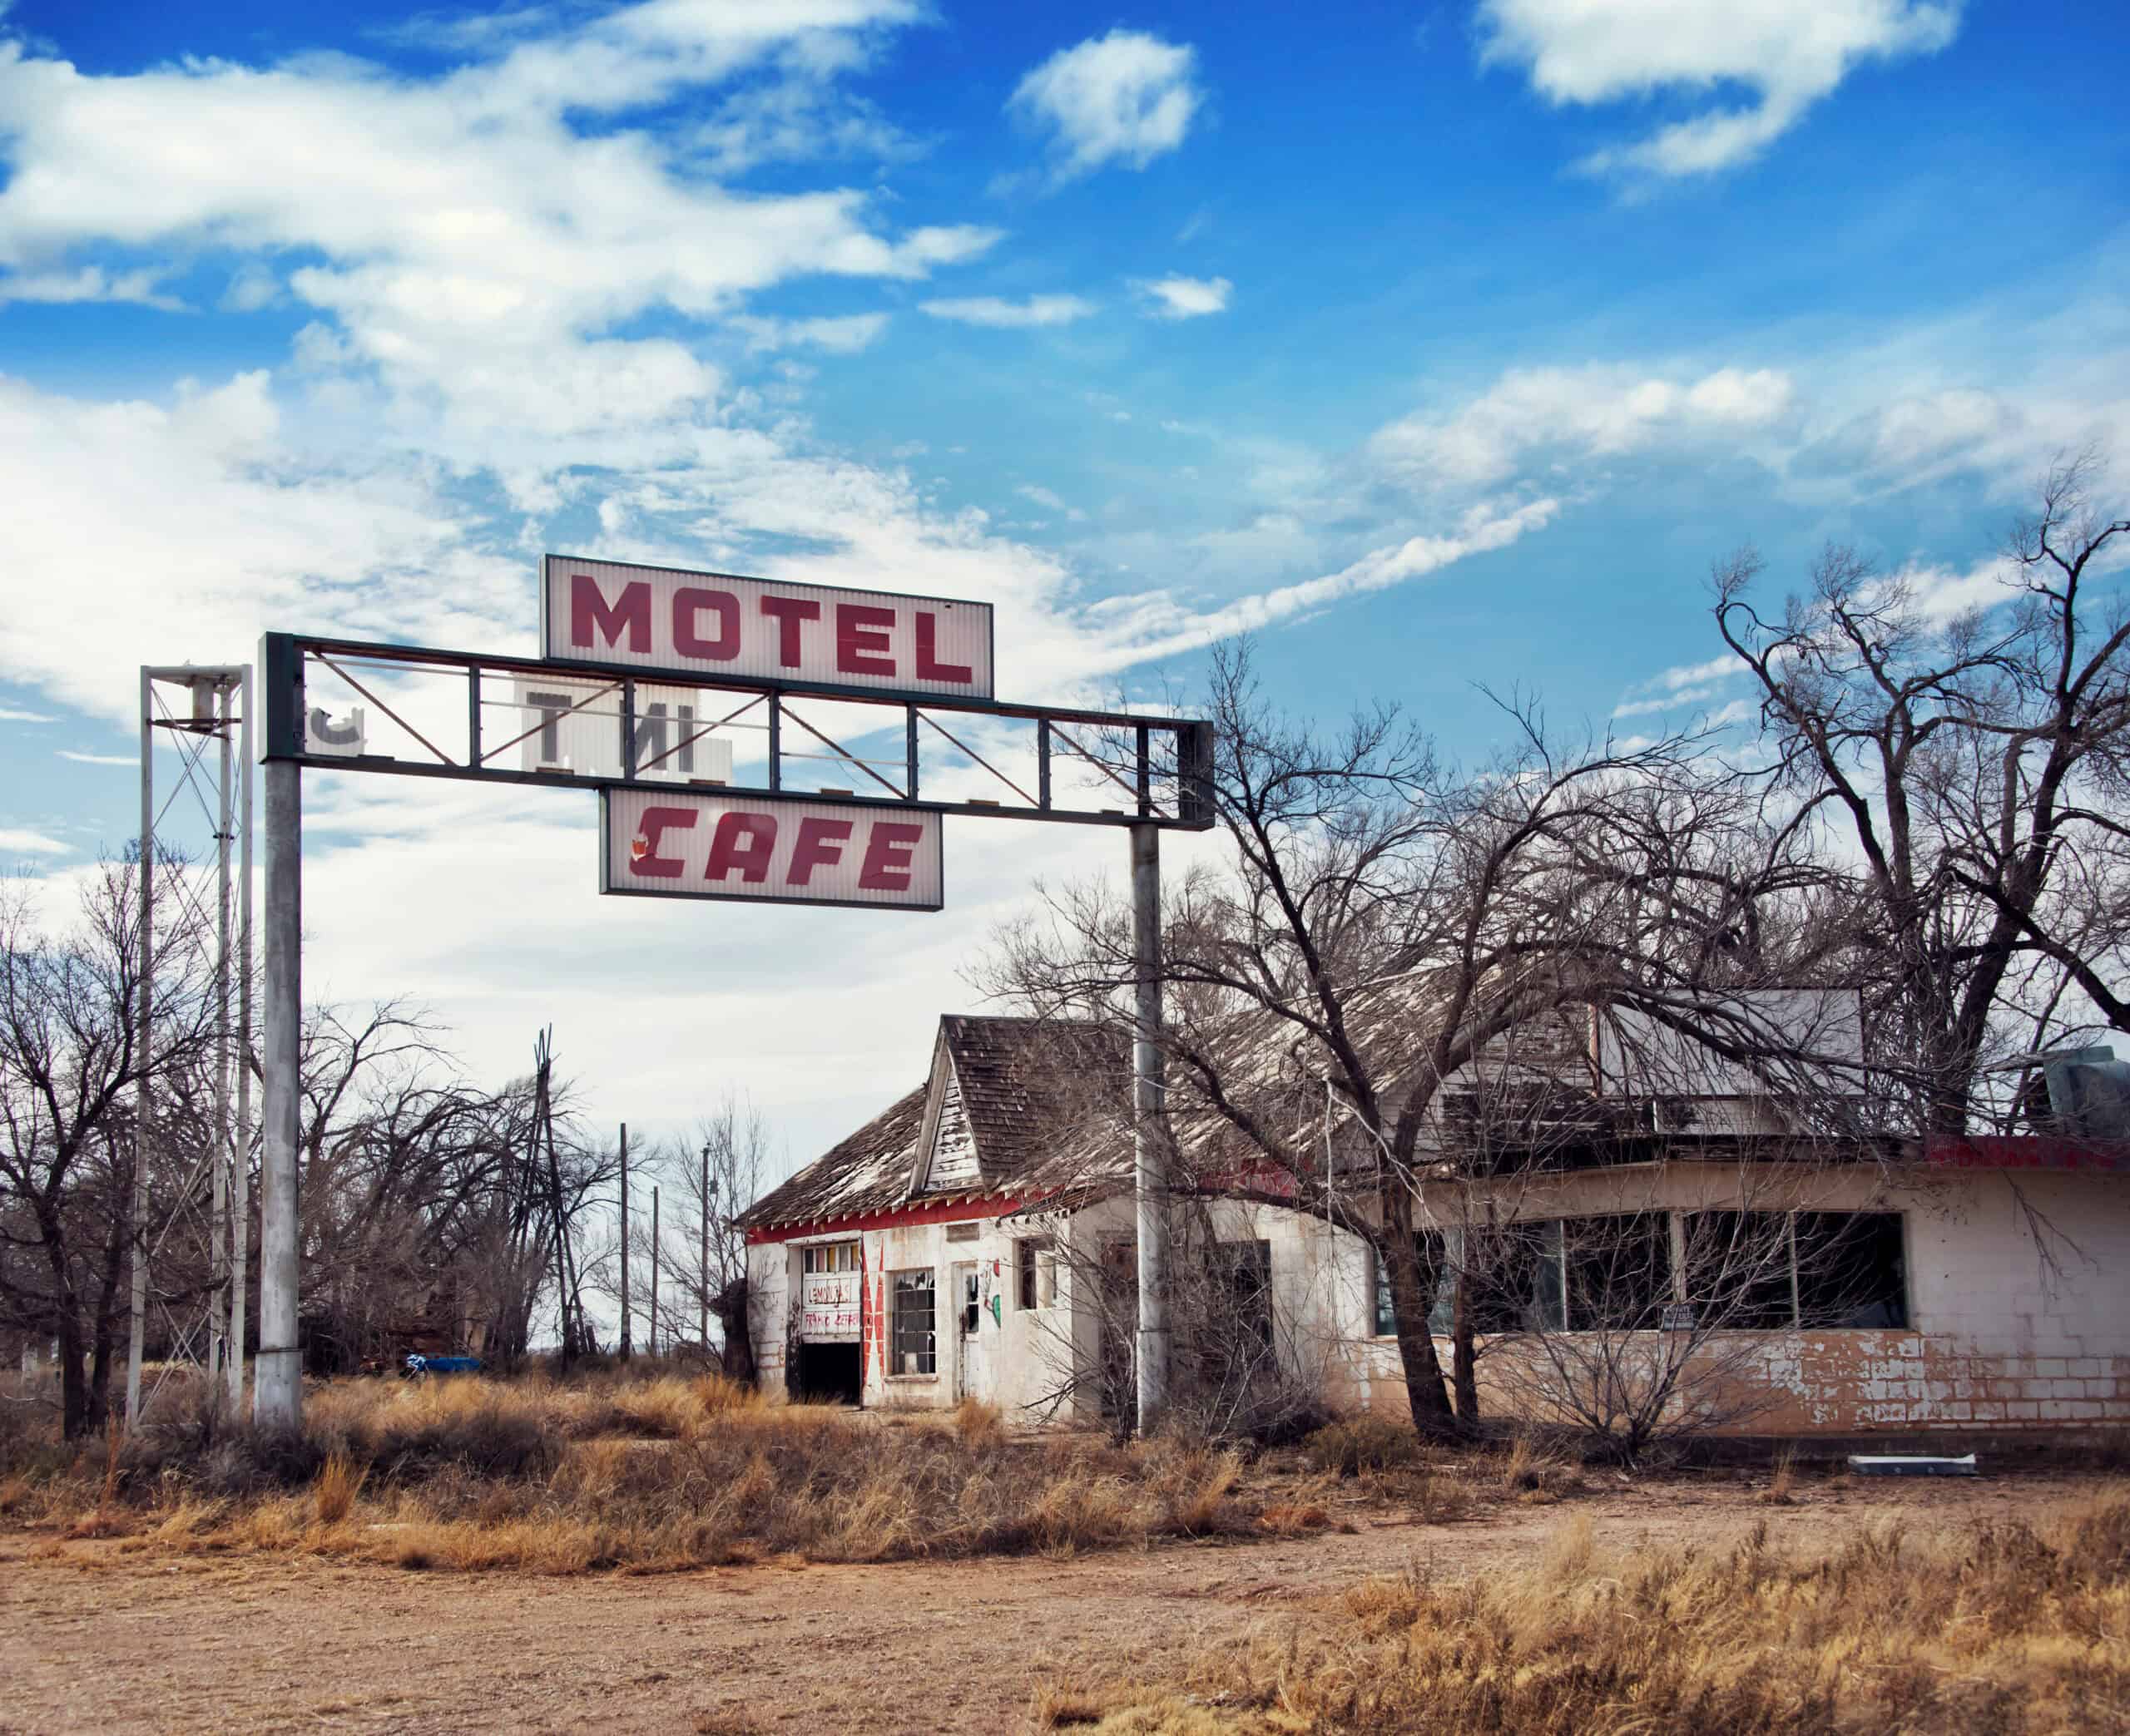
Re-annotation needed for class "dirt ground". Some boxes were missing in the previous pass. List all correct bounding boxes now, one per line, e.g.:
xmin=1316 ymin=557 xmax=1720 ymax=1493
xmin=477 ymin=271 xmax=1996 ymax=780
xmin=1 ymin=1468 xmax=2117 ymax=1734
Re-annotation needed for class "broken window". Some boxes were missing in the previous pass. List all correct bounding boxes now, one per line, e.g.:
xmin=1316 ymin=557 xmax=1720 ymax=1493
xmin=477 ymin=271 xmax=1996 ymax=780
xmin=1681 ymin=1210 xmax=1908 ymax=1330
xmin=890 ymin=1269 xmax=935 ymax=1375
xmin=1563 ymin=1214 xmax=1672 ymax=1331
xmin=1017 ymin=1238 xmax=1056 ymax=1310
xmin=1372 ymin=1231 xmax=1454 ymax=1337
xmin=960 ymin=1267 xmax=982 ymax=1335
xmin=1214 ymin=1240 xmax=1275 ymax=1353
xmin=1462 ymin=1220 xmax=1564 ymax=1334
xmin=1683 ymin=1211 xmax=1795 ymax=1329
xmin=1794 ymin=1212 xmax=1907 ymax=1328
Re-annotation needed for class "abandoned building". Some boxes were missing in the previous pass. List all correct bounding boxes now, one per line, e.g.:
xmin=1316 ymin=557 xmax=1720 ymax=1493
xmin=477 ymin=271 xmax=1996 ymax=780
xmin=738 ymin=1011 xmax=2130 ymax=1440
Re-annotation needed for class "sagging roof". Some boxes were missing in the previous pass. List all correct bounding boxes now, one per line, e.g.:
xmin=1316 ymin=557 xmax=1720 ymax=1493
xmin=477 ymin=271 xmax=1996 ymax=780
xmin=737 ymin=1015 xmax=1130 ymax=1234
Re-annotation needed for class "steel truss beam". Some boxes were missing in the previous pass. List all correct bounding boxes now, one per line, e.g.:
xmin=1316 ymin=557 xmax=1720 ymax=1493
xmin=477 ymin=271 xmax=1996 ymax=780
xmin=259 ymin=631 xmax=1216 ymax=831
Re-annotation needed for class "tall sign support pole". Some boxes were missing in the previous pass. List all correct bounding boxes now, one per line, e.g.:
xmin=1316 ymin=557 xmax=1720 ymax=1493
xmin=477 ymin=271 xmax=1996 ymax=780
xmin=1131 ymin=823 xmax=1168 ymax=1435
xmin=650 ymin=1185 xmax=661 ymax=1357
xmin=700 ymin=1148 xmax=711 ymax=1351
xmin=227 ymin=665 xmax=254 ymax=1413
xmin=125 ymin=670 xmax=154 ymax=1427
xmin=255 ymin=639 xmax=303 ymax=1431
xmin=618 ymin=1124 xmax=632 ymax=1359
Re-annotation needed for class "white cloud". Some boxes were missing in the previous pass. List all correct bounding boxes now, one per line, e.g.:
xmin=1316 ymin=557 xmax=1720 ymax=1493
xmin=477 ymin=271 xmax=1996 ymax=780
xmin=731 ymin=311 xmax=891 ymax=354
xmin=919 ymin=294 xmax=1096 ymax=329
xmin=1008 ymin=30 xmax=1203 ymax=181
xmin=1370 ymin=364 xmax=1796 ymax=489
xmin=1013 ymin=483 xmax=1086 ymax=522
xmin=0 ymin=707 xmax=56 ymax=723
xmin=1136 ymin=274 xmax=1231 ymax=319
xmin=0 ymin=827 xmax=70 ymax=857
xmin=56 ymin=749 xmax=135 ymax=764
xmin=1479 ymin=0 xmax=1963 ymax=178
xmin=0 ymin=7 xmax=994 ymax=452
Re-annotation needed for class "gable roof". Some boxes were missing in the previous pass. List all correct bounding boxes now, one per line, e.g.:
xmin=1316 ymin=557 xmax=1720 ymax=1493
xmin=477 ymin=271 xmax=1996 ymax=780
xmin=738 ymin=1015 xmax=1129 ymax=1234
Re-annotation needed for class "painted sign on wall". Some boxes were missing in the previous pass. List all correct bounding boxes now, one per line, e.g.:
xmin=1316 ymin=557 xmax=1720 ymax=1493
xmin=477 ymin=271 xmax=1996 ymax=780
xmin=601 ymin=787 xmax=944 ymax=911
xmin=801 ymin=1271 xmax=861 ymax=1341
xmin=542 ymin=555 xmax=994 ymax=700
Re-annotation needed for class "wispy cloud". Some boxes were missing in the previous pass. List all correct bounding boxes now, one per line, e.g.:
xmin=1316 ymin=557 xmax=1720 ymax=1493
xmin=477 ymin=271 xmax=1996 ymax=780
xmin=0 ymin=707 xmax=56 ymax=724
xmin=919 ymin=294 xmax=1096 ymax=329
xmin=57 ymin=749 xmax=137 ymax=766
xmin=1136 ymin=274 xmax=1231 ymax=319
xmin=0 ymin=827 xmax=70 ymax=857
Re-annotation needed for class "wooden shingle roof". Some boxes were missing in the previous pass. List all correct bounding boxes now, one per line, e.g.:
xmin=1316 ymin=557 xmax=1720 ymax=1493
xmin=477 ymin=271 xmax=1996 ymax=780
xmin=738 ymin=1016 xmax=1129 ymax=1233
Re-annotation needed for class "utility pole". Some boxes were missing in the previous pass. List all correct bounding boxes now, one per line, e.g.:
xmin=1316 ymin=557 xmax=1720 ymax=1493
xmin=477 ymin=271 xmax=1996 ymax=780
xmin=1131 ymin=823 xmax=1167 ymax=1436
xmin=254 ymin=747 xmax=302 ymax=1431
xmin=650 ymin=1185 xmax=661 ymax=1358
xmin=204 ymin=675 xmax=232 ymax=1399
xmin=699 ymin=1145 xmax=712 ymax=1351
xmin=617 ymin=1122 xmax=632 ymax=1359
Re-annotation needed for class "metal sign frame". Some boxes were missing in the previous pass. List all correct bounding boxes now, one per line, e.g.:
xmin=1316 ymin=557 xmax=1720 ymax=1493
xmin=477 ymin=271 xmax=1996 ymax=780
xmin=260 ymin=631 xmax=1216 ymax=832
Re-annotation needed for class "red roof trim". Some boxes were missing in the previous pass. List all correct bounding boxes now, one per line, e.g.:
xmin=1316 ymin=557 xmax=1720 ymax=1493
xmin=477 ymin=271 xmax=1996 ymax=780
xmin=1925 ymin=1135 xmax=2129 ymax=1172
xmin=746 ymin=1191 xmax=1048 ymax=1244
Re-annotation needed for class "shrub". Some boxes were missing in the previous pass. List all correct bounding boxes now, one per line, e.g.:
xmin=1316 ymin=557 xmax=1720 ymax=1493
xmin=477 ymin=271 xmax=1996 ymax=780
xmin=1301 ymin=1417 xmax=1423 ymax=1478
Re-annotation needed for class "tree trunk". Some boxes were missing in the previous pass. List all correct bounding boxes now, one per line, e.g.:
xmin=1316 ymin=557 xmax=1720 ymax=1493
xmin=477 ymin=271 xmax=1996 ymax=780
xmin=1381 ymin=1185 xmax=1457 ymax=1438
xmin=1451 ymin=1273 xmax=1479 ymax=1424
xmin=57 ymin=1310 xmax=91 ymax=1439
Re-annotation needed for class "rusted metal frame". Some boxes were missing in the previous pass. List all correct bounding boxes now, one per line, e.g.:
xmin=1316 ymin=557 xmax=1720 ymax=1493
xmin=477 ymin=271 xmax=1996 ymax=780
xmin=1048 ymin=720 xmax=1167 ymax=819
xmin=475 ymin=677 xmax=622 ymax=765
xmin=906 ymin=705 xmax=919 ymax=801
xmin=620 ymin=680 xmax=637 ymax=779
xmin=768 ymin=695 xmax=781 ymax=791
xmin=1038 ymin=719 xmax=1052 ymax=811
xmin=635 ymin=693 xmax=765 ymax=777
xmin=1137 ymin=724 xmax=1151 ymax=819
xmin=311 ymin=650 xmax=458 ymax=767
xmin=468 ymin=665 xmax=481 ymax=766
xmin=916 ymin=710 xmax=1038 ymax=808
xmin=780 ymin=701 xmax=905 ymax=799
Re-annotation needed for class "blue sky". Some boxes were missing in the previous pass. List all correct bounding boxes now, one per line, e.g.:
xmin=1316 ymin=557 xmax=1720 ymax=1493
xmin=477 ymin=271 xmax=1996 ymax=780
xmin=3 ymin=0 xmax=2127 ymax=1170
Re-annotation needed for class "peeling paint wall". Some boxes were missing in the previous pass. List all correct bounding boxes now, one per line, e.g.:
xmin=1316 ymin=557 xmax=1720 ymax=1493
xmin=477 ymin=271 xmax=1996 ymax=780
xmin=747 ymin=1166 xmax=2130 ymax=1436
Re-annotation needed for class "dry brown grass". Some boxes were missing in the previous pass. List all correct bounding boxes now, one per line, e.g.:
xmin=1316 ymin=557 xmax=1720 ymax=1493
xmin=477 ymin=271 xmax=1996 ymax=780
xmin=1059 ymin=1491 xmax=2130 ymax=1734
xmin=3 ymin=1372 xmax=1267 ymax=1575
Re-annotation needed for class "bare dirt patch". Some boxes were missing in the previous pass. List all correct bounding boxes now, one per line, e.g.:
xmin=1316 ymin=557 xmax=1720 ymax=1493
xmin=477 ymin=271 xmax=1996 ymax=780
xmin=2 ymin=1468 xmax=2111 ymax=1734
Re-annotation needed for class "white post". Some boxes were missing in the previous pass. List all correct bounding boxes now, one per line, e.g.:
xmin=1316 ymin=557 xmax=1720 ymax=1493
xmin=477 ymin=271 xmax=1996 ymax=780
xmin=253 ymin=754 xmax=302 ymax=1432
xmin=1131 ymin=823 xmax=1167 ymax=1435
xmin=700 ymin=1147 xmax=711 ymax=1351
xmin=125 ymin=670 xmax=153 ymax=1428
xmin=227 ymin=665 xmax=253 ymax=1413
xmin=650 ymin=1185 xmax=661 ymax=1358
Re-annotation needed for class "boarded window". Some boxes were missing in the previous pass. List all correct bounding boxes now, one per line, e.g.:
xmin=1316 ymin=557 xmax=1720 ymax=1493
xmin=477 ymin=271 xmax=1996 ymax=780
xmin=891 ymin=1269 xmax=935 ymax=1375
xmin=1017 ymin=1238 xmax=1056 ymax=1310
xmin=945 ymin=1222 xmax=981 ymax=1244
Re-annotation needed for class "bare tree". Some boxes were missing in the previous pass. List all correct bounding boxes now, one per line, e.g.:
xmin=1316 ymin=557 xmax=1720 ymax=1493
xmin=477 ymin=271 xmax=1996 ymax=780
xmin=1714 ymin=450 xmax=2130 ymax=1133
xmin=637 ymin=1093 xmax=770 ymax=1378
xmin=984 ymin=643 xmax=1822 ymax=1439
xmin=0 ymin=859 xmax=216 ymax=1436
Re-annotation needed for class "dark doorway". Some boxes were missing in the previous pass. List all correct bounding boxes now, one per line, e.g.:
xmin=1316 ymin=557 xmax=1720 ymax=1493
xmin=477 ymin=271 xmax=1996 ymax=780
xmin=793 ymin=1340 xmax=861 ymax=1405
